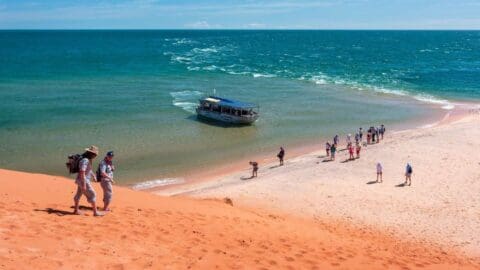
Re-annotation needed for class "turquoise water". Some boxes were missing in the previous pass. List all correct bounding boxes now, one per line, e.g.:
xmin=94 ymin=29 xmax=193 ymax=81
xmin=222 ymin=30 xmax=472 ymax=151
xmin=1 ymin=30 xmax=479 ymax=185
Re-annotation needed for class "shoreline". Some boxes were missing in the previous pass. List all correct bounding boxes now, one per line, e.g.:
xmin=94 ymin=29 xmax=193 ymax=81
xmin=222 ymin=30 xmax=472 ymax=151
xmin=152 ymin=105 xmax=480 ymax=259
xmin=139 ymin=100 xmax=463 ymax=193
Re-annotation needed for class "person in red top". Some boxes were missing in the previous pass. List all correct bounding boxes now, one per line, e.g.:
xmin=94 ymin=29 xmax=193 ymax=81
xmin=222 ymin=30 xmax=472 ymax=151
xmin=348 ymin=143 xmax=354 ymax=160
xmin=356 ymin=142 xmax=361 ymax=158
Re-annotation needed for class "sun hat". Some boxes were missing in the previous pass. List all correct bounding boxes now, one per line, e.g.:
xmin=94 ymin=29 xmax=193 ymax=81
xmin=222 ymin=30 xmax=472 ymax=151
xmin=85 ymin=145 xmax=99 ymax=155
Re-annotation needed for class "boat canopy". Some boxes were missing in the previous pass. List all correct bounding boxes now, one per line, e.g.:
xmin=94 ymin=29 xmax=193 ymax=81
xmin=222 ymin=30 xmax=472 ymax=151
xmin=202 ymin=96 xmax=257 ymax=109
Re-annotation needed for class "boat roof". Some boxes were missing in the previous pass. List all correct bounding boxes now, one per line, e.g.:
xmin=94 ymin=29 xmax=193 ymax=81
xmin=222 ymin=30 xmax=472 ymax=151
xmin=201 ymin=96 xmax=257 ymax=109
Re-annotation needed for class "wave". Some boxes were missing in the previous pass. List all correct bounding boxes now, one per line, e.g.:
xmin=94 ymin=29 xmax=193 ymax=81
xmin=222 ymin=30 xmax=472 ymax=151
xmin=132 ymin=178 xmax=184 ymax=190
xmin=252 ymin=73 xmax=276 ymax=78
xmin=170 ymin=90 xmax=203 ymax=114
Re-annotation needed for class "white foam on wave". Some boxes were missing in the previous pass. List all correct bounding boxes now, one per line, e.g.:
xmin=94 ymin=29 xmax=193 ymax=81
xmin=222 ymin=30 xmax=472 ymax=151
xmin=132 ymin=178 xmax=185 ymax=190
xmin=192 ymin=47 xmax=219 ymax=53
xmin=412 ymin=94 xmax=455 ymax=110
xmin=170 ymin=90 xmax=203 ymax=114
xmin=252 ymin=73 xmax=276 ymax=78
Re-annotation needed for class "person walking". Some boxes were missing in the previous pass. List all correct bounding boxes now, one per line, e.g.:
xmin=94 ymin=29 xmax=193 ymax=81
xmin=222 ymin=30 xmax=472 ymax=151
xmin=333 ymin=134 xmax=339 ymax=146
xmin=330 ymin=143 xmax=337 ymax=161
xmin=73 ymin=145 xmax=102 ymax=216
xmin=98 ymin=150 xmax=115 ymax=211
xmin=380 ymin=124 xmax=386 ymax=140
xmin=376 ymin=162 xmax=383 ymax=183
xmin=249 ymin=161 xmax=258 ymax=178
xmin=359 ymin=127 xmax=363 ymax=141
xmin=375 ymin=127 xmax=380 ymax=143
xmin=277 ymin=147 xmax=285 ymax=166
xmin=405 ymin=163 xmax=412 ymax=186
xmin=325 ymin=142 xmax=331 ymax=157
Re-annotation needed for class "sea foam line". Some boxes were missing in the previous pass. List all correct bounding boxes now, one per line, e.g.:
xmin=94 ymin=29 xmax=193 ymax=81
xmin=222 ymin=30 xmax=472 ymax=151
xmin=132 ymin=178 xmax=185 ymax=190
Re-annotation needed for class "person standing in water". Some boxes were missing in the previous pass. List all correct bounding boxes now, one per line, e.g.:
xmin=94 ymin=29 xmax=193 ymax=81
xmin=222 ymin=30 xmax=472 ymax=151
xmin=98 ymin=150 xmax=115 ymax=211
xmin=73 ymin=145 xmax=102 ymax=217
xmin=277 ymin=147 xmax=285 ymax=166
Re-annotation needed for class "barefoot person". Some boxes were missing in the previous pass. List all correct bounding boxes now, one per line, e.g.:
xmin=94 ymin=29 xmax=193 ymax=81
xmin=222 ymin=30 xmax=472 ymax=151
xmin=376 ymin=162 xmax=383 ymax=183
xmin=249 ymin=161 xmax=258 ymax=178
xmin=277 ymin=147 xmax=285 ymax=166
xmin=73 ymin=145 xmax=102 ymax=216
xmin=380 ymin=124 xmax=386 ymax=140
xmin=348 ymin=143 xmax=354 ymax=160
xmin=98 ymin=151 xmax=115 ymax=211
xmin=325 ymin=142 xmax=331 ymax=157
xmin=405 ymin=163 xmax=412 ymax=186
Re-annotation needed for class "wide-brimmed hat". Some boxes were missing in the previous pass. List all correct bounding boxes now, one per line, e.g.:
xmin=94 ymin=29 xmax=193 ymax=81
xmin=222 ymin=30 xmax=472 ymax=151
xmin=85 ymin=145 xmax=99 ymax=155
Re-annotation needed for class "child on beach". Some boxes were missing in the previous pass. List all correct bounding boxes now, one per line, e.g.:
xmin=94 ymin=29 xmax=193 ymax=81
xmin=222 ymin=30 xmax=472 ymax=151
xmin=348 ymin=143 xmax=354 ymax=160
xmin=405 ymin=163 xmax=412 ymax=186
xmin=376 ymin=162 xmax=383 ymax=183
xmin=249 ymin=161 xmax=258 ymax=178
xmin=330 ymin=144 xmax=336 ymax=161
xmin=356 ymin=142 xmax=361 ymax=158
xmin=325 ymin=142 xmax=331 ymax=157
xmin=277 ymin=147 xmax=285 ymax=166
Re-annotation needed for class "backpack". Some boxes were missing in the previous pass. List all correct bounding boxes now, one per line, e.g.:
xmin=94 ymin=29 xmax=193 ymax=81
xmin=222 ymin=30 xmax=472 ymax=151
xmin=66 ymin=154 xmax=83 ymax=174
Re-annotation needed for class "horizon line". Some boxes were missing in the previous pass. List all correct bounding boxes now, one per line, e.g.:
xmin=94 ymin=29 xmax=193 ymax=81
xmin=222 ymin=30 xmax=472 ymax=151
xmin=1 ymin=28 xmax=479 ymax=31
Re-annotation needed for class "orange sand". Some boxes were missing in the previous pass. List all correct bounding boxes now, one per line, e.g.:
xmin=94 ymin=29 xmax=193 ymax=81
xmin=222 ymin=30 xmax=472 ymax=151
xmin=0 ymin=169 xmax=478 ymax=269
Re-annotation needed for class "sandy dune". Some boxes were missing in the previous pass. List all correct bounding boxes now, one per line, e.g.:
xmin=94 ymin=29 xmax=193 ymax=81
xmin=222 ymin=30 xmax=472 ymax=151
xmin=157 ymin=112 xmax=480 ymax=260
xmin=1 ymin=169 xmax=478 ymax=269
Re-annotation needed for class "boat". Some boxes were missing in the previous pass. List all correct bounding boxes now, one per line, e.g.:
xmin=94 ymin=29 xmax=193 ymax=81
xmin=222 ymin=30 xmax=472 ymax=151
xmin=196 ymin=96 xmax=259 ymax=125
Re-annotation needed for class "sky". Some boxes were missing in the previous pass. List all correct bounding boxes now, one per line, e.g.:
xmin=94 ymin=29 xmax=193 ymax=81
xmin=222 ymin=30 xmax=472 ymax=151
xmin=0 ymin=0 xmax=479 ymax=30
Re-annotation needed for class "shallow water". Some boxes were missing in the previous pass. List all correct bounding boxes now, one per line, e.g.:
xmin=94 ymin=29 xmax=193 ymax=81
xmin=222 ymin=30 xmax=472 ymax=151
xmin=0 ymin=30 xmax=479 ymax=184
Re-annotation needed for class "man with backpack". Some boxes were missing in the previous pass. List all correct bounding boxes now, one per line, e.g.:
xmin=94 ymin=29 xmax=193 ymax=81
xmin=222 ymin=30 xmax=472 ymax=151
xmin=97 ymin=151 xmax=115 ymax=211
xmin=73 ymin=145 xmax=103 ymax=216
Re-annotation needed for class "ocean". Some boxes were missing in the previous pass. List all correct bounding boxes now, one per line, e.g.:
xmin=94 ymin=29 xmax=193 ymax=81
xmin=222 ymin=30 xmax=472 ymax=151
xmin=0 ymin=30 xmax=479 ymax=186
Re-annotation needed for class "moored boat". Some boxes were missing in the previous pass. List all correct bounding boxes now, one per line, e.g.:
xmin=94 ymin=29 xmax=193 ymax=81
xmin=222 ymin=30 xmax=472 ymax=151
xmin=196 ymin=96 xmax=259 ymax=125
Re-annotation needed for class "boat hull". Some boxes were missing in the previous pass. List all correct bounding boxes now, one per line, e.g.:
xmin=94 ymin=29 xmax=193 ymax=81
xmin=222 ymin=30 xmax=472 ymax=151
xmin=196 ymin=109 xmax=258 ymax=125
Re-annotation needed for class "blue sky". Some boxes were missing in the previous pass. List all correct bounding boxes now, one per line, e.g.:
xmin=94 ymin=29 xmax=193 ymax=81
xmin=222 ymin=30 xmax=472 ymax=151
xmin=0 ymin=0 xmax=479 ymax=29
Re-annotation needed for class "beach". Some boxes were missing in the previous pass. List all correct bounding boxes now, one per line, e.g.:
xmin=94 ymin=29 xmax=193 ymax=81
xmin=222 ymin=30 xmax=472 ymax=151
xmin=156 ymin=109 xmax=480 ymax=260
xmin=1 ymin=110 xmax=479 ymax=269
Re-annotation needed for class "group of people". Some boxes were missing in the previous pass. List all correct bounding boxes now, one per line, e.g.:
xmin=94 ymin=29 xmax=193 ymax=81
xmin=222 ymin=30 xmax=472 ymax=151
xmin=73 ymin=145 xmax=115 ymax=216
xmin=247 ymin=123 xmax=413 ymax=186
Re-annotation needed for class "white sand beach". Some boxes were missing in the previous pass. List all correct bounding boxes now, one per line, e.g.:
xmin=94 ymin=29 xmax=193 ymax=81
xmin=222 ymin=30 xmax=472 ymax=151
xmin=156 ymin=110 xmax=480 ymax=259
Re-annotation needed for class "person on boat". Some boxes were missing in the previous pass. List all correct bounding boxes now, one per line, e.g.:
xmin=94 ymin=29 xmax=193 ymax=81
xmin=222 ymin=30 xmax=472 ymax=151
xmin=73 ymin=145 xmax=103 ymax=217
xmin=348 ymin=143 xmax=354 ymax=160
xmin=405 ymin=163 xmax=412 ymax=186
xmin=249 ymin=161 xmax=258 ymax=178
xmin=356 ymin=142 xmax=361 ymax=159
xmin=330 ymin=143 xmax=336 ymax=161
xmin=376 ymin=162 xmax=383 ymax=183
xmin=277 ymin=147 xmax=285 ymax=166
xmin=325 ymin=142 xmax=331 ymax=157
xmin=98 ymin=150 xmax=115 ymax=211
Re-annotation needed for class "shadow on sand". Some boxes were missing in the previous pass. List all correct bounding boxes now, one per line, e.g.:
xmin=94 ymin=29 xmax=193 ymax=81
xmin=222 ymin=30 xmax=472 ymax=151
xmin=34 ymin=208 xmax=75 ymax=216
xmin=395 ymin=182 xmax=410 ymax=187
xmin=366 ymin=181 xmax=379 ymax=185
xmin=322 ymin=159 xmax=333 ymax=163
xmin=240 ymin=176 xmax=255 ymax=181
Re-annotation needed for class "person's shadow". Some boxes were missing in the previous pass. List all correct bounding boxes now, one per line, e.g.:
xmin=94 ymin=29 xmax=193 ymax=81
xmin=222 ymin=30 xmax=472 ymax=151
xmin=395 ymin=182 xmax=408 ymax=187
xmin=34 ymin=208 xmax=75 ymax=216
xmin=240 ymin=176 xmax=255 ymax=180
xmin=366 ymin=180 xmax=379 ymax=185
